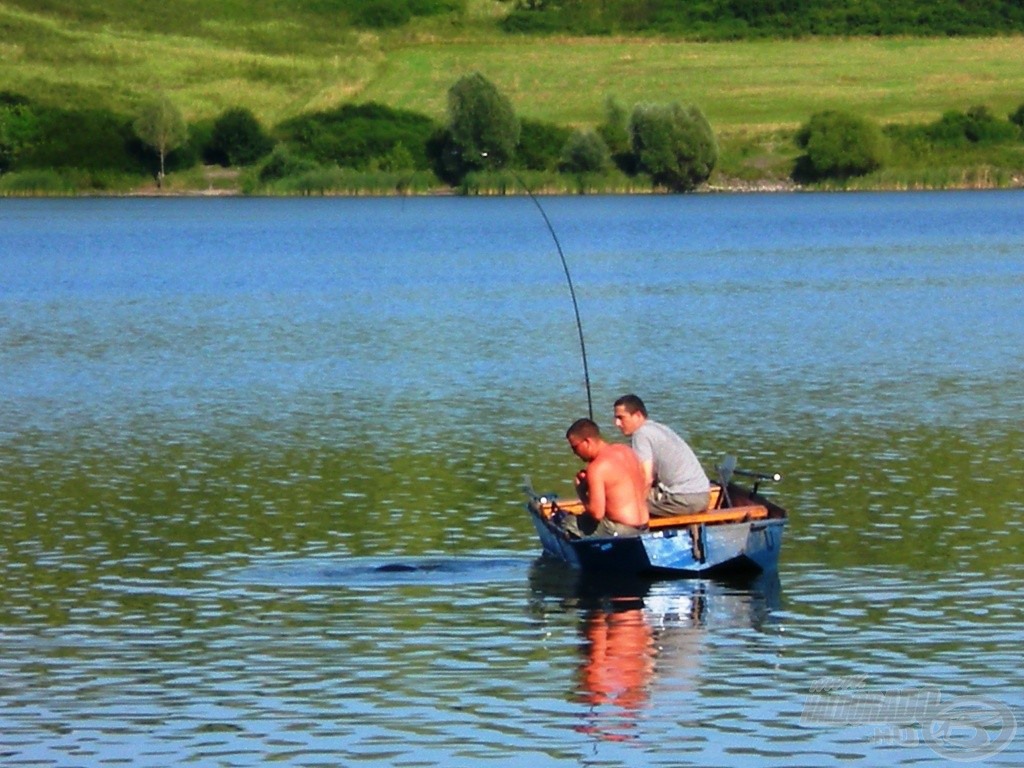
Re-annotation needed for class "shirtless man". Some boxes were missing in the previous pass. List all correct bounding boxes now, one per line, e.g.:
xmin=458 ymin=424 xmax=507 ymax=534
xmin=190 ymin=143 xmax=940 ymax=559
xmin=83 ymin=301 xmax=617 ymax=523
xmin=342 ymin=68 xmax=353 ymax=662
xmin=563 ymin=418 xmax=649 ymax=538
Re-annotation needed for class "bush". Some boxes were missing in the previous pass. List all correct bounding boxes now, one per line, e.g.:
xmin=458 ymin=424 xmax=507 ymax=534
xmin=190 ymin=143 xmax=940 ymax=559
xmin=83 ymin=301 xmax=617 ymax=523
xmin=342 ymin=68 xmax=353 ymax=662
xmin=18 ymin=106 xmax=146 ymax=174
xmin=559 ymin=129 xmax=611 ymax=174
xmin=277 ymin=102 xmax=439 ymax=170
xmin=259 ymin=144 xmax=319 ymax=182
xmin=206 ymin=108 xmax=273 ymax=167
xmin=496 ymin=0 xmax=1024 ymax=38
xmin=0 ymin=168 xmax=73 ymax=194
xmin=516 ymin=118 xmax=572 ymax=171
xmin=794 ymin=110 xmax=888 ymax=180
xmin=1010 ymin=104 xmax=1024 ymax=130
xmin=354 ymin=0 xmax=413 ymax=28
xmin=928 ymin=106 xmax=1019 ymax=145
xmin=629 ymin=102 xmax=717 ymax=191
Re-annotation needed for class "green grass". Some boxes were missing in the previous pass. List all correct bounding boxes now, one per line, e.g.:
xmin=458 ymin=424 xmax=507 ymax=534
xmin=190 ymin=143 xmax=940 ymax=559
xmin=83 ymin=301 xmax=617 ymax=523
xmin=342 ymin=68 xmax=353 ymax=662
xmin=3 ymin=1 xmax=1024 ymax=191
xmin=360 ymin=36 xmax=1024 ymax=134
xmin=4 ymin=2 xmax=1023 ymax=128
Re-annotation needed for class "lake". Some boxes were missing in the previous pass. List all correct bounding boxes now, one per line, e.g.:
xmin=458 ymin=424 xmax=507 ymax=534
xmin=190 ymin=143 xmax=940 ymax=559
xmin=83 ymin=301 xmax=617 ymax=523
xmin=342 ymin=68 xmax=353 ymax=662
xmin=1 ymin=191 xmax=1022 ymax=766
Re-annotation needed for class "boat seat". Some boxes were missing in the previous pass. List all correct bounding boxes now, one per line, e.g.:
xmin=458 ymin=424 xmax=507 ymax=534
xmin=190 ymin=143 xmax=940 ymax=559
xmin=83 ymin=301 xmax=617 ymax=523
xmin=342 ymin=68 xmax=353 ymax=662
xmin=536 ymin=484 xmax=767 ymax=529
xmin=708 ymin=484 xmax=722 ymax=510
xmin=647 ymin=505 xmax=769 ymax=530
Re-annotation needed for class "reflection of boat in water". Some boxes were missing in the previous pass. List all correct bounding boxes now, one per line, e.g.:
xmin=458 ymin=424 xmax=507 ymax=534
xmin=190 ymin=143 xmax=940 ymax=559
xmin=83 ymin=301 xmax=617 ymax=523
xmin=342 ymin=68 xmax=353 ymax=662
xmin=528 ymin=560 xmax=782 ymax=742
xmin=525 ymin=458 xmax=789 ymax=578
xmin=527 ymin=558 xmax=782 ymax=631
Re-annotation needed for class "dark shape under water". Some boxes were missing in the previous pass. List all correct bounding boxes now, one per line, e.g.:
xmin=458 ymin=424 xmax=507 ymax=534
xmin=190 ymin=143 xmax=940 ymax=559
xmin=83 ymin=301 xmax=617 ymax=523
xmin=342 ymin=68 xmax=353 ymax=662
xmin=230 ymin=556 xmax=531 ymax=588
xmin=374 ymin=563 xmax=421 ymax=573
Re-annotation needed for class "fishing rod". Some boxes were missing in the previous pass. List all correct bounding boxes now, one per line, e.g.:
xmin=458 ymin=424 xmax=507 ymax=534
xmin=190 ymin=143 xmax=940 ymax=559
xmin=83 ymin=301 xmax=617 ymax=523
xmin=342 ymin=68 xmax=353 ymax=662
xmin=476 ymin=151 xmax=593 ymax=420
xmin=513 ymin=170 xmax=594 ymax=422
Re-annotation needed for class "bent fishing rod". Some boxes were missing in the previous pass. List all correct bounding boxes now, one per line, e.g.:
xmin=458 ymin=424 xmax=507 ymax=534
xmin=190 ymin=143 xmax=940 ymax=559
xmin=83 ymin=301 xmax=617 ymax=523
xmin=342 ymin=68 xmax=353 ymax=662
xmin=497 ymin=161 xmax=593 ymax=421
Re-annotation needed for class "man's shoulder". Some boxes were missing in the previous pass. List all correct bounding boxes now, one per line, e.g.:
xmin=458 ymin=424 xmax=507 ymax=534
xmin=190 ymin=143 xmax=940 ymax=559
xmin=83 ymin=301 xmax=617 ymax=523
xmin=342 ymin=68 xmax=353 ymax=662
xmin=596 ymin=442 xmax=626 ymax=459
xmin=594 ymin=443 xmax=636 ymax=466
xmin=637 ymin=420 xmax=674 ymax=440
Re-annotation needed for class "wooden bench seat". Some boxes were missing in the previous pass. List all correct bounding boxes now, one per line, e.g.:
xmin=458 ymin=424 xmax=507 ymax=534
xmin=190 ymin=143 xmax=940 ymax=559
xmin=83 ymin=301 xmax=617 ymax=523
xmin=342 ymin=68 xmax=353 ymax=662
xmin=647 ymin=505 xmax=768 ymax=529
xmin=535 ymin=494 xmax=768 ymax=529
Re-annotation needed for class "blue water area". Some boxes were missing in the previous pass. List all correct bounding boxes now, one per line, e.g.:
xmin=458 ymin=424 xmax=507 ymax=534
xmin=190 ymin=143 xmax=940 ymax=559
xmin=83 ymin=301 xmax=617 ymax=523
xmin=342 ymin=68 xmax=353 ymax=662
xmin=1 ymin=192 xmax=1022 ymax=767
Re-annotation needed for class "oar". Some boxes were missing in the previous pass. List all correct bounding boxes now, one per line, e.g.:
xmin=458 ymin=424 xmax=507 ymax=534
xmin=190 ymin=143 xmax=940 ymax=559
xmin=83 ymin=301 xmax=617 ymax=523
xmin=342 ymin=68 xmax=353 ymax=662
xmin=732 ymin=466 xmax=782 ymax=495
xmin=716 ymin=455 xmax=737 ymax=508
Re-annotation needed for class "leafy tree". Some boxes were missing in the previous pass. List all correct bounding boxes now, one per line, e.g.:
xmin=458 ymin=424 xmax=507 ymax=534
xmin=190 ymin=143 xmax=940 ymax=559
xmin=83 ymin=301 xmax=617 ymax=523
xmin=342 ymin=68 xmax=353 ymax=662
xmin=795 ymin=110 xmax=888 ymax=179
xmin=516 ymin=118 xmax=572 ymax=171
xmin=629 ymin=102 xmax=717 ymax=191
xmin=441 ymin=73 xmax=520 ymax=181
xmin=597 ymin=96 xmax=629 ymax=153
xmin=206 ymin=107 xmax=273 ymax=167
xmin=559 ymin=129 xmax=610 ymax=174
xmin=133 ymin=96 xmax=187 ymax=187
xmin=0 ymin=94 xmax=39 ymax=174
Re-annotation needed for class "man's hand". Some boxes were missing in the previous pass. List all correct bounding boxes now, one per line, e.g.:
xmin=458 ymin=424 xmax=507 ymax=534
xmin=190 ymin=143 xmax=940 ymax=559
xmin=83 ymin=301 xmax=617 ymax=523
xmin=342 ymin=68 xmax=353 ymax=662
xmin=574 ymin=469 xmax=589 ymax=503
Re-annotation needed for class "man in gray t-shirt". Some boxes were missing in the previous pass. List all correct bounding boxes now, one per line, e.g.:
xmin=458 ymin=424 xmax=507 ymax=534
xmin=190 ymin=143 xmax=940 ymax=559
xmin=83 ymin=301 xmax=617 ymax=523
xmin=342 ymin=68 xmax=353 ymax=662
xmin=613 ymin=394 xmax=710 ymax=517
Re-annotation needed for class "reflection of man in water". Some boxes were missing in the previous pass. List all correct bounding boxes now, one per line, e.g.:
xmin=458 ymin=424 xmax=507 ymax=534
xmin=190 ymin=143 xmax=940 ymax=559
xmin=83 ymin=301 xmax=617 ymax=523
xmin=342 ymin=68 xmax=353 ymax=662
xmin=576 ymin=604 xmax=656 ymax=741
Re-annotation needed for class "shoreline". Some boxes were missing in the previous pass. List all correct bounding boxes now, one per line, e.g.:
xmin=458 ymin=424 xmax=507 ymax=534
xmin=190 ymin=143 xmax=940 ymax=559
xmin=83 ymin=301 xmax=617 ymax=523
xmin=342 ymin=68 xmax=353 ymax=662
xmin=9 ymin=182 xmax=1020 ymax=198
xmin=3 ymin=170 xmax=1023 ymax=199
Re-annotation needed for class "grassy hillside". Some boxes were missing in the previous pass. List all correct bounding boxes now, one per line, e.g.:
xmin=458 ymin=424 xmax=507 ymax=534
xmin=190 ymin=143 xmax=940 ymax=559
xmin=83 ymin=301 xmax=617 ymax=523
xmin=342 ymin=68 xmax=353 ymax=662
xmin=4 ymin=1 xmax=1023 ymax=126
xmin=2 ymin=0 xmax=1024 ymax=191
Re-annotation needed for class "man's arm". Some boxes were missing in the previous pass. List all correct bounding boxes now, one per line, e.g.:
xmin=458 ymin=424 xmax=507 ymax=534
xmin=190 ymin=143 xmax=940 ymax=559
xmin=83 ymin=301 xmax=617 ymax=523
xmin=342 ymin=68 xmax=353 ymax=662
xmin=631 ymin=434 xmax=655 ymax=490
xmin=638 ymin=459 xmax=654 ymax=489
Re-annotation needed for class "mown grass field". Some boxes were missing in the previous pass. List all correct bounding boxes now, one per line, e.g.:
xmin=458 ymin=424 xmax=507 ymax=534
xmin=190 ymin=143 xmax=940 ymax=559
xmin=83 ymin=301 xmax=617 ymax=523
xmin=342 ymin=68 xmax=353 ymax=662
xmin=2 ymin=0 xmax=1024 ymax=189
xmin=5 ymin=1 xmax=1024 ymax=127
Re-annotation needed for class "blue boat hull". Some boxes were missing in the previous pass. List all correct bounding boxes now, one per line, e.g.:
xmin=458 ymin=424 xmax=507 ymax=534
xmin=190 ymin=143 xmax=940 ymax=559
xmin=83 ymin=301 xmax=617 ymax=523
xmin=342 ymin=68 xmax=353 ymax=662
xmin=527 ymin=499 xmax=786 ymax=578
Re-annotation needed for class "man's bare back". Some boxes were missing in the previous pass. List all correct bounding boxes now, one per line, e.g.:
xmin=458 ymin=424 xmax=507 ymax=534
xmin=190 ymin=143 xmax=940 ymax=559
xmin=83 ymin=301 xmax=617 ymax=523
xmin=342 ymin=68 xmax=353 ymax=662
xmin=585 ymin=443 xmax=649 ymax=528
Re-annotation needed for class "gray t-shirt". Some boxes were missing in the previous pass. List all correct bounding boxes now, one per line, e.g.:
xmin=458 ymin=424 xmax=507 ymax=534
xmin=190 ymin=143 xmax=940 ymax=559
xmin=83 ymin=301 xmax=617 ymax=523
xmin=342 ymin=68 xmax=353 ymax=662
xmin=631 ymin=420 xmax=709 ymax=495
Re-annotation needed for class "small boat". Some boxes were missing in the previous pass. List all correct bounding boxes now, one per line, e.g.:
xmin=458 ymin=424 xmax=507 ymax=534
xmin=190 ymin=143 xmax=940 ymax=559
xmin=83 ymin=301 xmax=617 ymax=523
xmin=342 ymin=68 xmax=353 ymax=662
xmin=524 ymin=456 xmax=788 ymax=578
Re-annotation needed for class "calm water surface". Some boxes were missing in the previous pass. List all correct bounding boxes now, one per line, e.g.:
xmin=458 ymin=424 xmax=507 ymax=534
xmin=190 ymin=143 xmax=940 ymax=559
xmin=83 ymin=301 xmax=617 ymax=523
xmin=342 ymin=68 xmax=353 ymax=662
xmin=1 ymin=192 xmax=1023 ymax=766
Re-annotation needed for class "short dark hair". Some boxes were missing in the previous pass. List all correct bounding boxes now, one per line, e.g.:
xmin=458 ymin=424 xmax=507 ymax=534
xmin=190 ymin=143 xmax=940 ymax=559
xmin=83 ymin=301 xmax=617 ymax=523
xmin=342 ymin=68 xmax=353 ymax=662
xmin=566 ymin=418 xmax=600 ymax=441
xmin=613 ymin=393 xmax=647 ymax=417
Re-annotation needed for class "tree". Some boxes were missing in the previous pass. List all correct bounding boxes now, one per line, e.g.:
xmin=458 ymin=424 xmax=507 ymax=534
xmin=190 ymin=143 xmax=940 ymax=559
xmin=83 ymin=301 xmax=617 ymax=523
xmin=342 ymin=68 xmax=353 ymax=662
xmin=629 ymin=102 xmax=717 ymax=191
xmin=795 ymin=110 xmax=888 ymax=179
xmin=206 ymin=107 xmax=273 ymax=167
xmin=597 ymin=95 xmax=631 ymax=166
xmin=559 ymin=129 xmax=610 ymax=174
xmin=516 ymin=118 xmax=572 ymax=171
xmin=0 ymin=94 xmax=39 ymax=174
xmin=442 ymin=73 xmax=519 ymax=181
xmin=133 ymin=96 xmax=187 ymax=187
